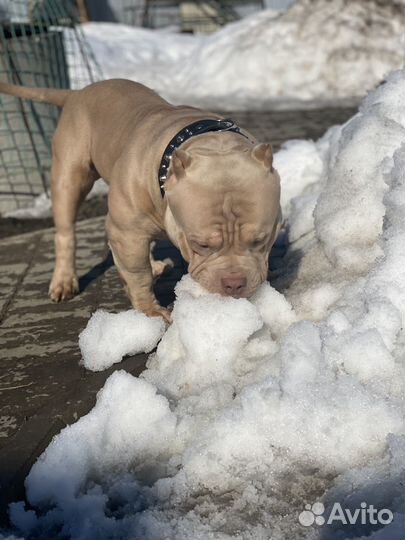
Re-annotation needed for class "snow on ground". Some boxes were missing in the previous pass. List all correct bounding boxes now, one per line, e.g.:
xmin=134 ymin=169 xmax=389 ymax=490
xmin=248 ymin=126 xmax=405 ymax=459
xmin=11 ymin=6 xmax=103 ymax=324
xmin=82 ymin=0 xmax=405 ymax=110
xmin=7 ymin=68 xmax=405 ymax=540
xmin=2 ymin=180 xmax=108 ymax=219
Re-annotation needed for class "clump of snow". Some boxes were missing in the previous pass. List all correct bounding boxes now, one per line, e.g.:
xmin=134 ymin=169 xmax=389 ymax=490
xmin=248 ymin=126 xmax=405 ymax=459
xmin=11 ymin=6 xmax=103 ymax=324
xmin=2 ymin=193 xmax=52 ymax=220
xmin=79 ymin=309 xmax=166 ymax=371
xmin=251 ymin=282 xmax=298 ymax=337
xmin=8 ymin=70 xmax=405 ymax=540
xmin=142 ymin=277 xmax=286 ymax=398
xmin=82 ymin=0 xmax=405 ymax=110
xmin=3 ymin=180 xmax=108 ymax=219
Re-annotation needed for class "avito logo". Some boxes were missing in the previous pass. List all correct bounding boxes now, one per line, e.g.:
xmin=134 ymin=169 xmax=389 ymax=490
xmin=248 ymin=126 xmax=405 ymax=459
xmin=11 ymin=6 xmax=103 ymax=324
xmin=299 ymin=501 xmax=393 ymax=527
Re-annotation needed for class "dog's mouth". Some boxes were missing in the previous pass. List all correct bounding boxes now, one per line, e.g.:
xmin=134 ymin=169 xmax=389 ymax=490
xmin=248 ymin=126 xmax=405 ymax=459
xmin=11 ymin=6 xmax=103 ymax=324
xmin=194 ymin=276 xmax=259 ymax=299
xmin=190 ymin=262 xmax=266 ymax=300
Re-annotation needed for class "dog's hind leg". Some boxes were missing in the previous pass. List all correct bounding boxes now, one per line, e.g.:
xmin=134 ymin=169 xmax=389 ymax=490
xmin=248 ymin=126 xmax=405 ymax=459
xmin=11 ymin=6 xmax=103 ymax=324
xmin=49 ymin=155 xmax=98 ymax=302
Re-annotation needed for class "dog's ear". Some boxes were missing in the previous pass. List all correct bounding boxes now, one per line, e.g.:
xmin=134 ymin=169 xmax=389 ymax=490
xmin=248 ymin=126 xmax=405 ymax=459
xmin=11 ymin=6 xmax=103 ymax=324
xmin=165 ymin=149 xmax=192 ymax=192
xmin=251 ymin=143 xmax=273 ymax=171
xmin=171 ymin=149 xmax=192 ymax=178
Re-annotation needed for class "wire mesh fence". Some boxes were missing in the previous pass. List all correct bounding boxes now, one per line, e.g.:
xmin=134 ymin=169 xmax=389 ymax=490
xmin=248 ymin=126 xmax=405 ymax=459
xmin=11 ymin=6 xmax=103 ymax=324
xmin=0 ymin=0 xmax=101 ymax=214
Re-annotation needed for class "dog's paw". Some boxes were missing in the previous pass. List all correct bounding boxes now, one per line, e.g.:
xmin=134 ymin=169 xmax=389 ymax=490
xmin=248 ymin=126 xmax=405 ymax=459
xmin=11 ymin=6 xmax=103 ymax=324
xmin=151 ymin=257 xmax=174 ymax=279
xmin=144 ymin=305 xmax=172 ymax=324
xmin=49 ymin=274 xmax=79 ymax=302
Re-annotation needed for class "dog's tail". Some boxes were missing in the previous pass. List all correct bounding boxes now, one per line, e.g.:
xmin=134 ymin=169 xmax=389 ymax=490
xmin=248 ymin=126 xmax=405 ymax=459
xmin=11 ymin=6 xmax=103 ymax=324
xmin=0 ymin=81 xmax=73 ymax=107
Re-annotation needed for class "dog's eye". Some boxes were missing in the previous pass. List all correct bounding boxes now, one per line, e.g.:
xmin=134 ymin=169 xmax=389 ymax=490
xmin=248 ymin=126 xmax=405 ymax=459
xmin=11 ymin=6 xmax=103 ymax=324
xmin=252 ymin=239 xmax=263 ymax=247
xmin=192 ymin=241 xmax=211 ymax=254
xmin=251 ymin=238 xmax=267 ymax=251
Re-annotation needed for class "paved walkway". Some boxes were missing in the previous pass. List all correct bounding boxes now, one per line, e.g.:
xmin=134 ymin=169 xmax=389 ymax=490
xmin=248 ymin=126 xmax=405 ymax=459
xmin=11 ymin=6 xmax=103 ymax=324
xmin=0 ymin=107 xmax=356 ymax=526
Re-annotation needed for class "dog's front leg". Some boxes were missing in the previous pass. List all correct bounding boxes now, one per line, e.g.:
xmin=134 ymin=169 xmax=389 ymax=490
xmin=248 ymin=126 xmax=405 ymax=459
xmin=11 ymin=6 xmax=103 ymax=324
xmin=107 ymin=216 xmax=171 ymax=323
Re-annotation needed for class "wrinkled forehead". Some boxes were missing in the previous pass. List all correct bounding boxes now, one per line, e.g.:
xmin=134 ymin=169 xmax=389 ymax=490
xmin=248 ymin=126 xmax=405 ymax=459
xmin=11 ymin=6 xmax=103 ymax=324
xmin=168 ymin=177 xmax=280 ymax=234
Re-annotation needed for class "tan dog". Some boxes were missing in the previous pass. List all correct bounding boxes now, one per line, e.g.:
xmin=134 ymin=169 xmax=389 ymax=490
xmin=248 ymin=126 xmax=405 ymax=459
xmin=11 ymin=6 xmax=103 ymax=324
xmin=0 ymin=79 xmax=281 ymax=321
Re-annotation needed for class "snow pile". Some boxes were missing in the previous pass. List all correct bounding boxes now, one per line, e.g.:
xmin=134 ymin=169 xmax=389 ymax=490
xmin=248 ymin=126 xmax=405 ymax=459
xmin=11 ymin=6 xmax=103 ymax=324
xmin=83 ymin=0 xmax=405 ymax=110
xmin=79 ymin=310 xmax=166 ymax=371
xmin=9 ymin=70 xmax=405 ymax=539
xmin=3 ymin=180 xmax=108 ymax=219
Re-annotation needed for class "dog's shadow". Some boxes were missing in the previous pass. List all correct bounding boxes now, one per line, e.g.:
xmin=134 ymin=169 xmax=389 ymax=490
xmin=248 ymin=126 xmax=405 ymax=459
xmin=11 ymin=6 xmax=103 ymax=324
xmin=78 ymin=233 xmax=296 ymax=307
xmin=270 ymin=225 xmax=304 ymax=293
xmin=78 ymin=250 xmax=115 ymax=292
xmin=78 ymin=240 xmax=187 ymax=308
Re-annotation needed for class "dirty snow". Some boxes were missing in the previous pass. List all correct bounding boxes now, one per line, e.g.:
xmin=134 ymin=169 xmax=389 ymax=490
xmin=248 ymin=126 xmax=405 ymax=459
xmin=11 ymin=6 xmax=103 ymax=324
xmin=7 ymin=67 xmax=405 ymax=539
xmin=83 ymin=0 xmax=405 ymax=110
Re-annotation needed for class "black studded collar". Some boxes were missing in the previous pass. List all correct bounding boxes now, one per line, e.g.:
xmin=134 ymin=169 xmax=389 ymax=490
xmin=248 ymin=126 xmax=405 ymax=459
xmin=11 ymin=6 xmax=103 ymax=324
xmin=158 ymin=118 xmax=251 ymax=197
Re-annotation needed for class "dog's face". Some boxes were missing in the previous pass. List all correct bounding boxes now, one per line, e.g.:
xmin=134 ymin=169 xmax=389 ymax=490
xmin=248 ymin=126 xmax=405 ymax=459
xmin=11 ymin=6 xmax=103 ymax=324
xmin=165 ymin=137 xmax=281 ymax=298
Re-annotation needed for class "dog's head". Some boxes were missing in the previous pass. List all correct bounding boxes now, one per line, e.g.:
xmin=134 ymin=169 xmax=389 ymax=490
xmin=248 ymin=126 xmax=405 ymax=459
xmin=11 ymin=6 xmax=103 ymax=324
xmin=164 ymin=133 xmax=281 ymax=298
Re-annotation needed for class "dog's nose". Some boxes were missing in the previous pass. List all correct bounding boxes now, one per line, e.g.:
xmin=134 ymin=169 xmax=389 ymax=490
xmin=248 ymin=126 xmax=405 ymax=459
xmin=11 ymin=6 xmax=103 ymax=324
xmin=221 ymin=276 xmax=247 ymax=297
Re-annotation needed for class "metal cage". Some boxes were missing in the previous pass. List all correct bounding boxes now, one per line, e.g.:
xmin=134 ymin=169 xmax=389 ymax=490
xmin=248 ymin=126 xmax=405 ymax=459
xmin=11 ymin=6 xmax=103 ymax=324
xmin=0 ymin=0 xmax=101 ymax=214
